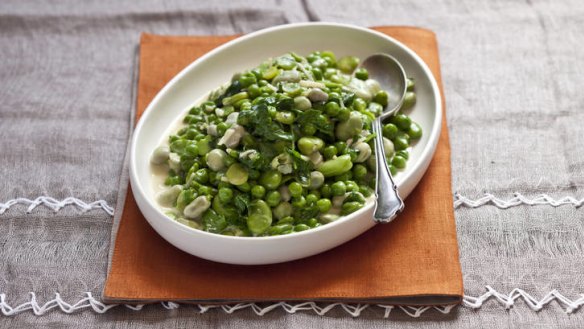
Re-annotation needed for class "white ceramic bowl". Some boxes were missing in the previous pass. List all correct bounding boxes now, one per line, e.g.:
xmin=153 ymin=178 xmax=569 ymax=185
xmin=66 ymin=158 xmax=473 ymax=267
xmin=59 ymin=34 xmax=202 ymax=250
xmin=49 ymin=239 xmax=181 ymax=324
xmin=130 ymin=22 xmax=442 ymax=265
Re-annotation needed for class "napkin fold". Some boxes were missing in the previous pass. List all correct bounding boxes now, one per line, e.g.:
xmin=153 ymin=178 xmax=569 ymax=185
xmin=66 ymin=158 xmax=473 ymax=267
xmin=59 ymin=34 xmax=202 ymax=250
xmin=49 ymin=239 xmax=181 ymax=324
xmin=104 ymin=26 xmax=463 ymax=305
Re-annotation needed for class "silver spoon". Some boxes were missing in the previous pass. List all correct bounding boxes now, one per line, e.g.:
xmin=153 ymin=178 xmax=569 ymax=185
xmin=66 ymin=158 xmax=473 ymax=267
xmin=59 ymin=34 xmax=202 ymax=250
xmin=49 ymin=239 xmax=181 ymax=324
xmin=360 ymin=54 xmax=407 ymax=223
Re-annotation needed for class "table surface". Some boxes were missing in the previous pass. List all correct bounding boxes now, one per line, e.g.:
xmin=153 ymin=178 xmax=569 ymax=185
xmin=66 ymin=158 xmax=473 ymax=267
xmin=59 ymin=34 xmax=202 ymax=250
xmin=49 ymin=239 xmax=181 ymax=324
xmin=1 ymin=0 xmax=583 ymax=328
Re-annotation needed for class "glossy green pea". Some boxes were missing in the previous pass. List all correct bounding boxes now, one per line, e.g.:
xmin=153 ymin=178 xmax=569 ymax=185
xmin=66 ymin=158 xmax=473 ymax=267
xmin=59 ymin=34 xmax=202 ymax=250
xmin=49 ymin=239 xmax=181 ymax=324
xmin=218 ymin=187 xmax=233 ymax=203
xmin=353 ymin=98 xmax=367 ymax=112
xmin=316 ymin=198 xmax=332 ymax=213
xmin=260 ymin=170 xmax=282 ymax=190
xmin=359 ymin=185 xmax=373 ymax=197
xmin=392 ymin=155 xmax=407 ymax=169
xmin=334 ymin=141 xmax=347 ymax=154
xmin=292 ymin=196 xmax=306 ymax=208
xmin=266 ymin=190 xmax=282 ymax=207
xmin=262 ymin=66 xmax=279 ymax=80
xmin=382 ymin=123 xmax=398 ymax=140
xmin=406 ymin=78 xmax=415 ymax=91
xmin=331 ymin=181 xmax=347 ymax=196
xmin=194 ymin=168 xmax=209 ymax=184
xmin=392 ymin=114 xmax=412 ymax=131
xmin=352 ymin=164 xmax=368 ymax=180
xmin=288 ymin=182 xmax=303 ymax=198
xmin=408 ymin=122 xmax=423 ymax=140
xmin=389 ymin=164 xmax=397 ymax=175
xmin=251 ymin=185 xmax=266 ymax=199
xmin=198 ymin=186 xmax=213 ymax=196
xmin=403 ymin=91 xmax=416 ymax=109
xmin=337 ymin=108 xmax=350 ymax=121
xmin=306 ymin=193 xmax=319 ymax=205
xmin=345 ymin=180 xmax=359 ymax=192
xmin=216 ymin=122 xmax=228 ymax=136
xmin=247 ymin=200 xmax=272 ymax=235
xmin=247 ymin=84 xmax=261 ymax=98
xmin=294 ymin=224 xmax=311 ymax=232
xmin=393 ymin=135 xmax=409 ymax=151
xmin=301 ymin=123 xmax=317 ymax=136
xmin=354 ymin=68 xmax=369 ymax=80
xmin=323 ymin=145 xmax=338 ymax=160
xmin=373 ymin=90 xmax=389 ymax=107
xmin=320 ymin=183 xmax=332 ymax=198
xmin=325 ymin=101 xmax=340 ymax=116
xmin=238 ymin=73 xmax=257 ymax=88
xmin=306 ymin=218 xmax=319 ymax=227
xmin=341 ymin=201 xmax=363 ymax=215
xmin=197 ymin=137 xmax=212 ymax=156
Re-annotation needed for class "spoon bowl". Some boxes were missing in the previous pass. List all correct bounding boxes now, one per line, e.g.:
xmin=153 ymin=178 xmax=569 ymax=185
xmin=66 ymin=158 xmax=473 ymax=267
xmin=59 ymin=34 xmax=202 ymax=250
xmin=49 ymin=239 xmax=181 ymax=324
xmin=361 ymin=53 xmax=408 ymax=118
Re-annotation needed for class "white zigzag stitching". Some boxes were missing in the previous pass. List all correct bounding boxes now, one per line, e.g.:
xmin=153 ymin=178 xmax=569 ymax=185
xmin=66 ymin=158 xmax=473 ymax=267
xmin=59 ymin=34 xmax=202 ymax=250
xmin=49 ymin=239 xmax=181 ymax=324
xmin=0 ymin=197 xmax=114 ymax=216
xmin=1 ymin=193 xmax=582 ymax=217
xmin=454 ymin=193 xmax=584 ymax=209
xmin=1 ymin=287 xmax=583 ymax=317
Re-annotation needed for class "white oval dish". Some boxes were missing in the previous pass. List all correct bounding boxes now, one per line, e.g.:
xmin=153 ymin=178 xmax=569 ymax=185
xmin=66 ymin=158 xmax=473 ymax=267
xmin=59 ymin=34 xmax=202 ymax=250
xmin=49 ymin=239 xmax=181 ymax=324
xmin=130 ymin=22 xmax=442 ymax=265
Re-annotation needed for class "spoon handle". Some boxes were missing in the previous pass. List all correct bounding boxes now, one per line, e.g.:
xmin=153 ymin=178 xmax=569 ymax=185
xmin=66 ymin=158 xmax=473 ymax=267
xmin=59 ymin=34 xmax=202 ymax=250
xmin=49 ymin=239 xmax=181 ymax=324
xmin=372 ymin=118 xmax=404 ymax=223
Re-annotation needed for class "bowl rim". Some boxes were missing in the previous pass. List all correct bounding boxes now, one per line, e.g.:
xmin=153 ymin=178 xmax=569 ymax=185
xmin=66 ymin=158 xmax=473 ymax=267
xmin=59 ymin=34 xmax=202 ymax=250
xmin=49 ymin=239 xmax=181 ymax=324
xmin=129 ymin=22 xmax=442 ymax=241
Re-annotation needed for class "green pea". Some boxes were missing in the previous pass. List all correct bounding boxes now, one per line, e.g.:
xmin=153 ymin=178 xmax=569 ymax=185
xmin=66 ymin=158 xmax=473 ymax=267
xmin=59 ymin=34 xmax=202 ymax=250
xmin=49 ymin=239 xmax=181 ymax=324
xmin=260 ymin=170 xmax=282 ymax=190
xmin=277 ymin=216 xmax=295 ymax=225
xmin=251 ymin=185 xmax=266 ymax=199
xmin=267 ymin=224 xmax=293 ymax=236
xmin=334 ymin=141 xmax=347 ymax=154
xmin=320 ymin=183 xmax=332 ymax=198
xmin=266 ymin=190 xmax=282 ymax=207
xmin=226 ymin=163 xmax=248 ymax=186
xmin=373 ymin=90 xmax=389 ymax=107
xmin=337 ymin=108 xmax=350 ymax=121
xmin=323 ymin=145 xmax=338 ymax=160
xmin=359 ymin=185 xmax=373 ymax=197
xmin=218 ymin=187 xmax=233 ymax=203
xmin=301 ymin=123 xmax=317 ymax=136
xmin=198 ymin=186 xmax=213 ymax=196
xmin=317 ymin=154 xmax=353 ymax=177
xmin=312 ymin=68 xmax=323 ymax=80
xmin=337 ymin=56 xmax=360 ymax=74
xmin=294 ymin=224 xmax=311 ymax=232
xmin=389 ymin=164 xmax=397 ymax=175
xmin=383 ymin=123 xmax=399 ymax=139
xmin=247 ymin=84 xmax=261 ymax=99
xmin=341 ymin=201 xmax=363 ymax=215
xmin=407 ymin=78 xmax=415 ymax=91
xmin=298 ymin=136 xmax=324 ymax=155
xmin=408 ymin=122 xmax=423 ymax=140
xmin=194 ymin=168 xmax=209 ymax=184
xmin=392 ymin=114 xmax=412 ymax=131
xmin=275 ymin=111 xmax=296 ymax=125
xmin=352 ymin=164 xmax=368 ymax=180
xmin=403 ymin=91 xmax=416 ymax=109
xmin=238 ymin=72 xmax=257 ymax=88
xmin=392 ymin=155 xmax=407 ymax=169
xmin=288 ymin=182 xmax=303 ymax=198
xmin=262 ymin=66 xmax=279 ymax=80
xmin=345 ymin=180 xmax=359 ymax=192
xmin=306 ymin=193 xmax=319 ymax=205
xmin=316 ymin=198 xmax=332 ymax=213
xmin=307 ymin=218 xmax=319 ymax=228
xmin=353 ymin=98 xmax=367 ymax=112
xmin=393 ymin=135 xmax=410 ymax=151
xmin=325 ymin=101 xmax=340 ymax=117
xmin=292 ymin=196 xmax=306 ymax=208
xmin=354 ymin=68 xmax=369 ymax=80
xmin=331 ymin=181 xmax=347 ymax=196
xmin=247 ymin=200 xmax=272 ymax=235
xmin=216 ymin=122 xmax=228 ymax=136
xmin=197 ymin=137 xmax=212 ymax=156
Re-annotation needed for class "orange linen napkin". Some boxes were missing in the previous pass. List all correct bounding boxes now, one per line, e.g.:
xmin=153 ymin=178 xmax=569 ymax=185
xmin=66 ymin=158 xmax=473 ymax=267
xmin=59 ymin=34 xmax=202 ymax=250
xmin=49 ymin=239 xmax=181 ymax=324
xmin=104 ymin=27 xmax=463 ymax=305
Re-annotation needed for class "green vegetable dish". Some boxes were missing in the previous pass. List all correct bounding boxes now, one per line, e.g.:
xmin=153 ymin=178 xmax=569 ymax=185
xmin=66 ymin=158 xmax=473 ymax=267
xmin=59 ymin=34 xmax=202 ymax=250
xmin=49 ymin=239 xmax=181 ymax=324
xmin=150 ymin=51 xmax=420 ymax=237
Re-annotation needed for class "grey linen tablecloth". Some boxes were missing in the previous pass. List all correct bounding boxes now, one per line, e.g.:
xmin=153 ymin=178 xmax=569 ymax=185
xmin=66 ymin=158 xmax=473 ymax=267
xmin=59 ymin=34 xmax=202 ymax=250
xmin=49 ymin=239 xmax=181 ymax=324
xmin=1 ymin=0 xmax=584 ymax=327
